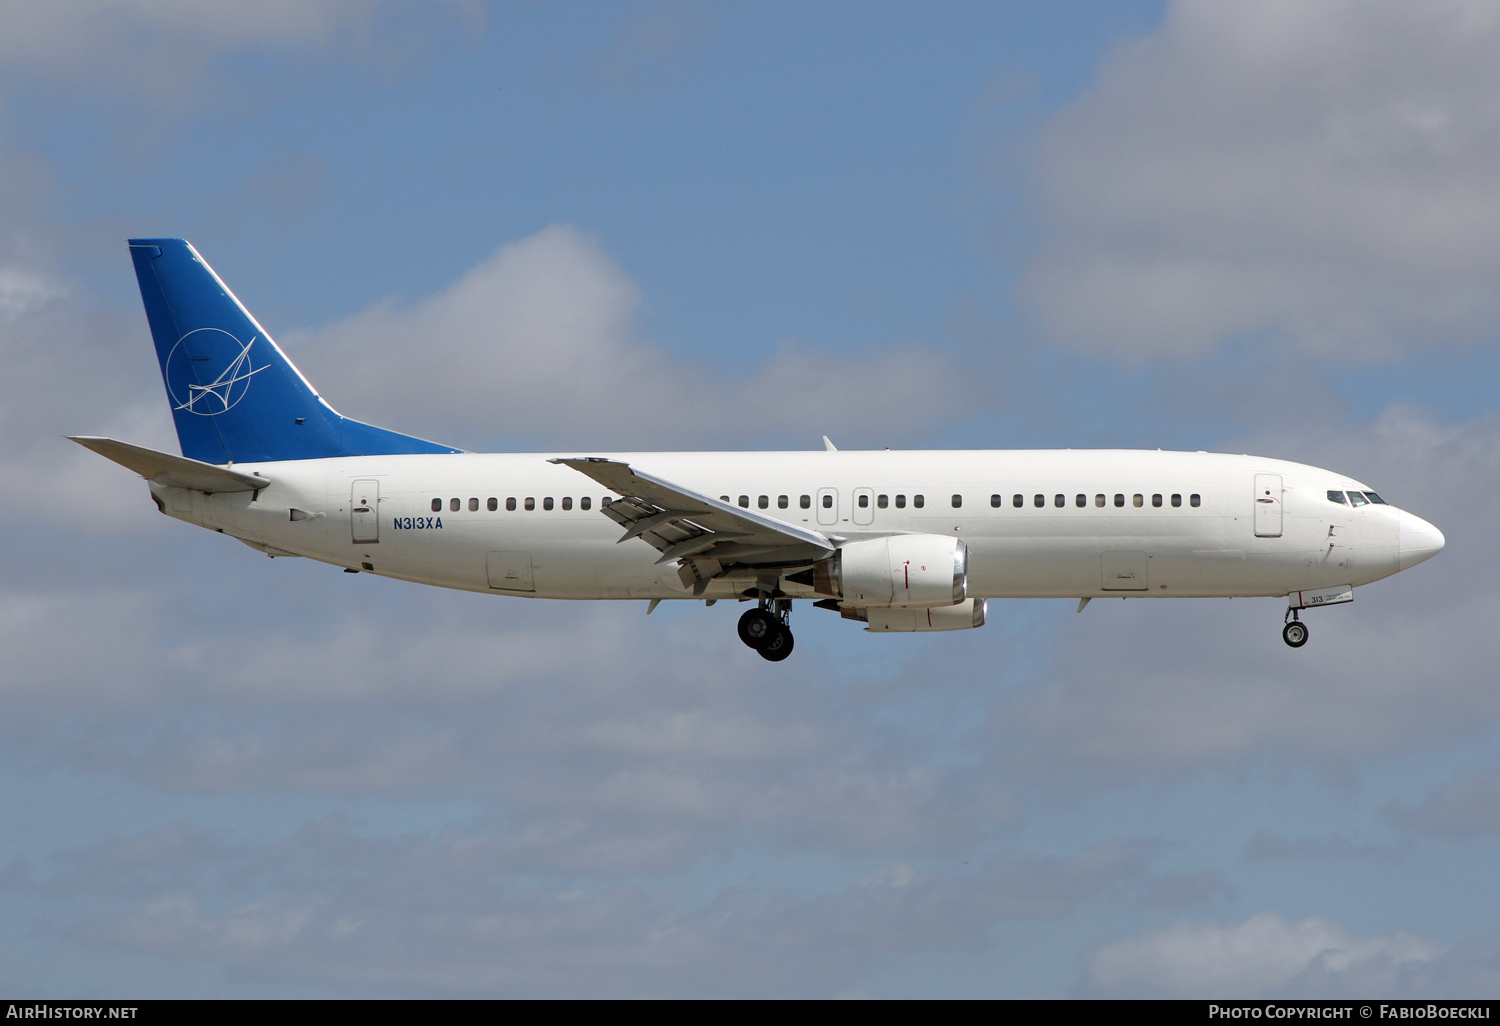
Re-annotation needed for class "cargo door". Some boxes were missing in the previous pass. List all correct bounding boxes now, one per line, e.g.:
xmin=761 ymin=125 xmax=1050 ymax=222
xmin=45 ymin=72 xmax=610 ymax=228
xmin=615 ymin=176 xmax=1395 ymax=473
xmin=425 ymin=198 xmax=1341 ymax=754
xmin=487 ymin=551 xmax=535 ymax=592
xmin=1101 ymin=551 xmax=1149 ymax=591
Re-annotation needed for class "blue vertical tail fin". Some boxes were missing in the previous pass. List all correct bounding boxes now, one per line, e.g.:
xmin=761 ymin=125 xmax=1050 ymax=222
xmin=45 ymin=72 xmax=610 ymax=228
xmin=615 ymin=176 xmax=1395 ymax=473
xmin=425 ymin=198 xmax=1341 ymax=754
xmin=129 ymin=238 xmax=461 ymax=465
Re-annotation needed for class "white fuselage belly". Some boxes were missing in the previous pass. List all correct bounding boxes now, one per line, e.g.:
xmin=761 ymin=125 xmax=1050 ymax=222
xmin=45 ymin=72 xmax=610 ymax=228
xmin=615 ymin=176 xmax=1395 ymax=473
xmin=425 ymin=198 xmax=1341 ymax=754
xmin=153 ymin=449 xmax=1407 ymax=602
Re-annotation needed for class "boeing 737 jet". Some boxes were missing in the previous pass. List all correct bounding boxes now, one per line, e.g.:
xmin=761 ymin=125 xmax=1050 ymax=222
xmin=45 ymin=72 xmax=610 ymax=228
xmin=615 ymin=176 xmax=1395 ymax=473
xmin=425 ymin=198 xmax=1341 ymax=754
xmin=73 ymin=239 xmax=1445 ymax=660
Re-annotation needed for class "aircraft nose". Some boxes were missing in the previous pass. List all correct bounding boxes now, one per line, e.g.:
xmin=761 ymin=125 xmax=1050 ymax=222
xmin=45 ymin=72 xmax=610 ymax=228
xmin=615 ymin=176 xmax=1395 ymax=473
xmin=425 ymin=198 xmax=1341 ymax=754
xmin=1398 ymin=513 xmax=1445 ymax=571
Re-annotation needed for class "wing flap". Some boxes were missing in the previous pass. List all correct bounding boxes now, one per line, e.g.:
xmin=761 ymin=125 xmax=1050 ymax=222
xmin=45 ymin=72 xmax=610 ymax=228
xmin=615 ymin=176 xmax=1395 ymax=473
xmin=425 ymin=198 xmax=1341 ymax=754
xmin=69 ymin=436 xmax=268 ymax=492
xmin=551 ymin=457 xmax=835 ymax=566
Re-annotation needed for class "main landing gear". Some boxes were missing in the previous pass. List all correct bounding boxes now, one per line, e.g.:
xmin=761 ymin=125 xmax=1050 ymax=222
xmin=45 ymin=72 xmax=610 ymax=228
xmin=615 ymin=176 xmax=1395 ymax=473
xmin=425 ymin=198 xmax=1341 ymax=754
xmin=738 ymin=600 xmax=794 ymax=662
xmin=1282 ymin=609 xmax=1308 ymax=648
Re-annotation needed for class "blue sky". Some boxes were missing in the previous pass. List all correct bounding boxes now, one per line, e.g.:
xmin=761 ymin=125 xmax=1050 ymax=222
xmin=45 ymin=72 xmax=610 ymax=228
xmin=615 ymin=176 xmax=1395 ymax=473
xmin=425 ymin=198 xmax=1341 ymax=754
xmin=3 ymin=0 xmax=1499 ymax=998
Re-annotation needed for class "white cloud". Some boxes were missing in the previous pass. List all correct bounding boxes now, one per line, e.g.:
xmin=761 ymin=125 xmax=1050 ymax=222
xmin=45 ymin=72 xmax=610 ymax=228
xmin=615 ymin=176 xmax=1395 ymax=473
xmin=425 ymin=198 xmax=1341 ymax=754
xmin=1085 ymin=912 xmax=1444 ymax=998
xmin=0 ymin=0 xmax=483 ymax=106
xmin=0 ymin=261 xmax=179 ymax=533
xmin=298 ymin=224 xmax=968 ymax=450
xmin=0 ymin=266 xmax=63 ymax=321
xmin=591 ymin=1 xmax=718 ymax=94
xmin=1387 ymin=765 xmax=1500 ymax=837
xmin=1242 ymin=829 xmax=1404 ymax=864
xmin=0 ymin=575 xmax=1022 ymax=869
xmin=1023 ymin=0 xmax=1500 ymax=359
xmin=0 ymin=1 xmax=374 ymax=71
xmin=28 ymin=824 xmax=1145 ymax=997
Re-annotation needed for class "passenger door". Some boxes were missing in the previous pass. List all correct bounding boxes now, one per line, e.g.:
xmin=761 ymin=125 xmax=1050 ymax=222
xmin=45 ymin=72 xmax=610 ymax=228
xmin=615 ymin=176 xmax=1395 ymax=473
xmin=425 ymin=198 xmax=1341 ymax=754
xmin=351 ymin=479 xmax=379 ymax=544
xmin=1253 ymin=474 xmax=1283 ymax=538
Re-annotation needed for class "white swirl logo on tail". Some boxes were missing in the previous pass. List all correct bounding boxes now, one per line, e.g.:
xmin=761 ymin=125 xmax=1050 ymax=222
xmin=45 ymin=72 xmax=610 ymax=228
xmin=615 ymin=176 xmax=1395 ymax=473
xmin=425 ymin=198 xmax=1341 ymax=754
xmin=165 ymin=328 xmax=266 ymax=415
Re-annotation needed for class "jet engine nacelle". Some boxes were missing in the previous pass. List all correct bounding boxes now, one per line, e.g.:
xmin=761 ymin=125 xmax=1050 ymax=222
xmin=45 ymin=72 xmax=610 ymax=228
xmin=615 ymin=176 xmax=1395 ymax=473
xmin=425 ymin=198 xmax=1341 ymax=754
xmin=837 ymin=534 xmax=968 ymax=608
xmin=863 ymin=597 xmax=987 ymax=632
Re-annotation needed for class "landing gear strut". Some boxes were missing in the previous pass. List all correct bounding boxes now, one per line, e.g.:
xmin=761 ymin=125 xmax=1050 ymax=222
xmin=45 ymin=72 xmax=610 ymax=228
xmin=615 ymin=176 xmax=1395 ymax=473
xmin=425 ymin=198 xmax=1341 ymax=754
xmin=1282 ymin=609 xmax=1308 ymax=648
xmin=738 ymin=599 xmax=794 ymax=661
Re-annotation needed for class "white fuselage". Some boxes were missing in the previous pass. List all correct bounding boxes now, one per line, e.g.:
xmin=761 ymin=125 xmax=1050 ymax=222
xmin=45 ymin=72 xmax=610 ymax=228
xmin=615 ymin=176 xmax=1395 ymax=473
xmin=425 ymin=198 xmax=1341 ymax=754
xmin=149 ymin=448 xmax=1441 ymax=604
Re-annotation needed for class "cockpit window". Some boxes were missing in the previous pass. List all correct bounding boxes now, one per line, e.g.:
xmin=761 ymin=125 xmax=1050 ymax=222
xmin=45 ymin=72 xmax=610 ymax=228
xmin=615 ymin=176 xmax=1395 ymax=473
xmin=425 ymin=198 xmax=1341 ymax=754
xmin=1328 ymin=490 xmax=1348 ymax=505
xmin=1348 ymin=491 xmax=1369 ymax=507
xmin=1363 ymin=491 xmax=1386 ymax=504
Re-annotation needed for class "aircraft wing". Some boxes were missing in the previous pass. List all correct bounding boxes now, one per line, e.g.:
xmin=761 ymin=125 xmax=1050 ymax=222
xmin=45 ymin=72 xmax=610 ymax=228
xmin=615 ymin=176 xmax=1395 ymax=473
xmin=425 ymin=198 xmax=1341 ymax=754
xmin=549 ymin=457 xmax=836 ymax=573
xmin=70 ymin=436 xmax=268 ymax=492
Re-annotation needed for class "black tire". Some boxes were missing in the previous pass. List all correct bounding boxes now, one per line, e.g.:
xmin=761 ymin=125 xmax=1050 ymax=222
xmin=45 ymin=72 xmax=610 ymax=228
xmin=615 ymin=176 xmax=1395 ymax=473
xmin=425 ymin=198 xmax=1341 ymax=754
xmin=1283 ymin=621 xmax=1308 ymax=648
xmin=758 ymin=625 xmax=795 ymax=662
xmin=738 ymin=608 xmax=777 ymax=650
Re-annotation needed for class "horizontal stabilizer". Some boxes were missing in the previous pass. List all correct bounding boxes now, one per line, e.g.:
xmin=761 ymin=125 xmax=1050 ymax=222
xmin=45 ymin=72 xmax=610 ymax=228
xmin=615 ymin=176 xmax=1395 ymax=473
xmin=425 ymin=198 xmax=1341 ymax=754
xmin=69 ymin=436 xmax=267 ymax=492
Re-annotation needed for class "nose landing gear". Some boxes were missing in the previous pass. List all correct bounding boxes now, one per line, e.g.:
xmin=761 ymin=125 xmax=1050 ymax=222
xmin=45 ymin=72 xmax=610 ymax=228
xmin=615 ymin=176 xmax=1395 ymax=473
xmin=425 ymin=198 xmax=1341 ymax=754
xmin=738 ymin=600 xmax=795 ymax=661
xmin=1281 ymin=585 xmax=1352 ymax=648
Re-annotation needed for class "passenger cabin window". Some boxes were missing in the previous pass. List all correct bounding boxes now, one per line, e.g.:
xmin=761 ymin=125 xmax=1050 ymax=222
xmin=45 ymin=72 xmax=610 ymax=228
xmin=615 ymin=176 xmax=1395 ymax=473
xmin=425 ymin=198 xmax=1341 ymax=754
xmin=1095 ymin=494 xmax=1105 ymax=507
xmin=1034 ymin=494 xmax=1044 ymax=508
xmin=431 ymin=498 xmax=441 ymax=512
xmin=758 ymin=495 xmax=769 ymax=509
xmin=739 ymin=495 xmax=750 ymax=508
xmin=450 ymin=498 xmax=460 ymax=512
xmin=951 ymin=494 xmax=962 ymax=509
xmin=1054 ymin=494 xmax=1064 ymax=508
xmin=580 ymin=497 xmax=591 ymax=511
xmin=1152 ymin=494 xmax=1162 ymax=507
xmin=822 ymin=494 xmax=833 ymax=508
xmin=1171 ymin=494 xmax=1181 ymax=507
xmin=800 ymin=495 xmax=811 ymax=509
xmin=524 ymin=497 xmax=535 ymax=511
xmin=1133 ymin=494 xmax=1143 ymax=507
xmin=720 ymin=495 xmax=730 ymax=502
xmin=487 ymin=497 xmax=497 ymax=511
xmin=913 ymin=494 xmax=925 ymax=509
xmin=1076 ymin=494 xmax=1086 ymax=507
xmin=859 ymin=494 xmax=870 ymax=508
xmin=778 ymin=495 xmax=789 ymax=509
xmin=562 ymin=497 xmax=573 ymax=511
xmin=991 ymin=493 xmax=1002 ymax=508
xmin=1114 ymin=494 xmax=1125 ymax=507
xmin=468 ymin=498 xmax=479 ymax=512
xmin=506 ymin=497 xmax=517 ymax=511
xmin=877 ymin=494 xmax=888 ymax=509
xmin=1190 ymin=494 xmax=1201 ymax=507
xmin=895 ymin=494 xmax=907 ymax=509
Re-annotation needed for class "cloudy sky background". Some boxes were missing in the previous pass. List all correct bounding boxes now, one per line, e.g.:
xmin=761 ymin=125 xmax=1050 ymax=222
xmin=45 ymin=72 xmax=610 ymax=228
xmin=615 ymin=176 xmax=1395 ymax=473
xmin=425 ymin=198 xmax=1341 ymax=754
xmin=2 ymin=0 xmax=1498 ymax=997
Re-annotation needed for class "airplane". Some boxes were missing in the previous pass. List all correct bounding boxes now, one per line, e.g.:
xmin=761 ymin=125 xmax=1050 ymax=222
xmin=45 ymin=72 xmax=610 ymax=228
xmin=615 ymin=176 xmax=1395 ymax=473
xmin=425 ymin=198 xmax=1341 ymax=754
xmin=72 ymin=238 xmax=1446 ymax=661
